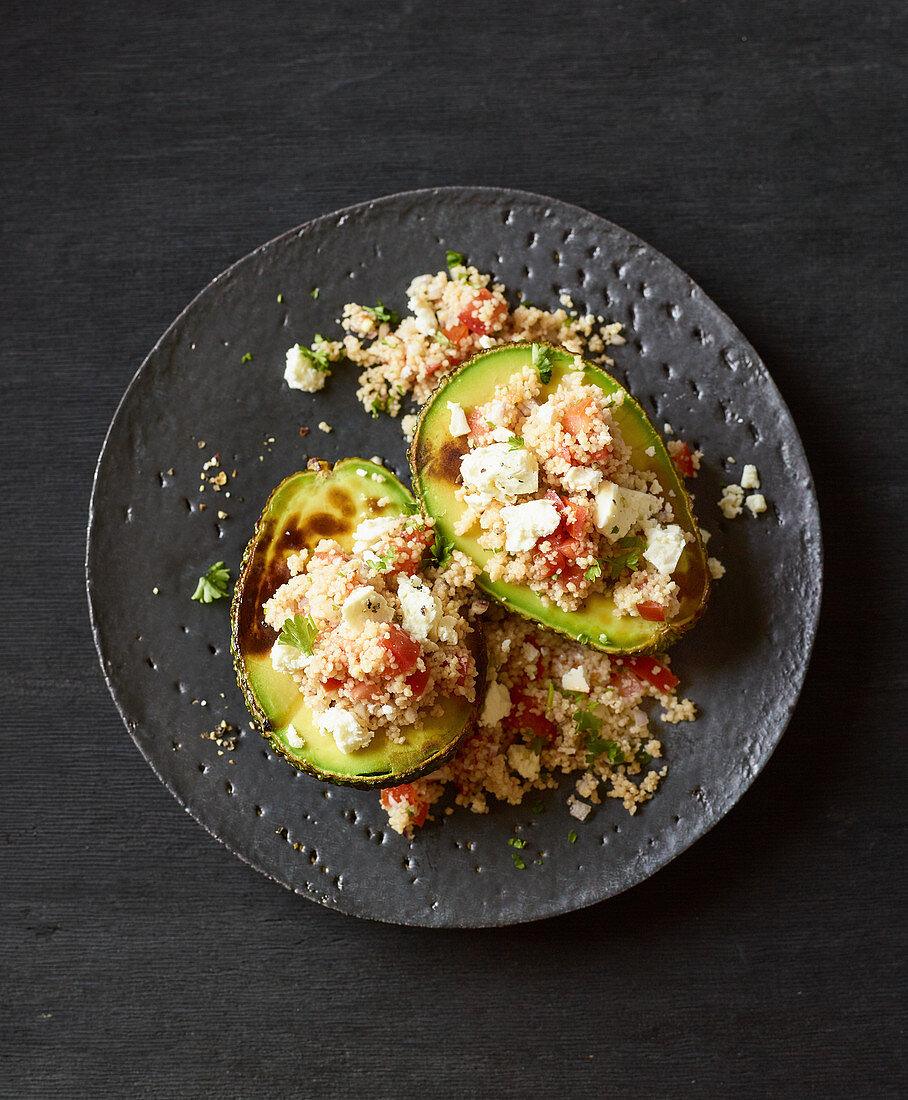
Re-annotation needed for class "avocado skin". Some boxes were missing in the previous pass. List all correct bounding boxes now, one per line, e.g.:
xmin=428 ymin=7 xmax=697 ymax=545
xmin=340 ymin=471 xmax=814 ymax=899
xmin=410 ymin=343 xmax=710 ymax=656
xmin=230 ymin=458 xmax=486 ymax=789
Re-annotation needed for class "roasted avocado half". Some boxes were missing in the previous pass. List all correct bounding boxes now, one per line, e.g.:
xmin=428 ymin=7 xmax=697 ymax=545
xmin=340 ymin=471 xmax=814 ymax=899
xmin=231 ymin=458 xmax=486 ymax=789
xmin=410 ymin=343 xmax=709 ymax=655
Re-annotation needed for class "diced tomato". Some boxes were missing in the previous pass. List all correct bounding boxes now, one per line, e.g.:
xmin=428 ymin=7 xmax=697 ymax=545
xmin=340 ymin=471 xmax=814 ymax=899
xmin=610 ymin=666 xmax=644 ymax=699
xmin=507 ymin=690 xmax=558 ymax=742
xmin=560 ymin=401 xmax=610 ymax=462
xmin=672 ymin=441 xmax=695 ymax=479
xmin=444 ymin=322 xmax=470 ymax=345
xmin=380 ymin=784 xmax=428 ymax=829
xmin=405 ymin=665 xmax=431 ymax=698
xmin=320 ymin=677 xmax=345 ymax=692
xmin=636 ymin=600 xmax=666 ymax=622
xmin=561 ymin=400 xmax=596 ymax=436
xmin=458 ymin=288 xmax=508 ymax=335
xmin=379 ymin=624 xmax=421 ymax=674
xmin=349 ymin=680 xmax=377 ymax=702
xmin=467 ymin=407 xmax=492 ymax=438
xmin=625 ymin=655 xmax=679 ymax=693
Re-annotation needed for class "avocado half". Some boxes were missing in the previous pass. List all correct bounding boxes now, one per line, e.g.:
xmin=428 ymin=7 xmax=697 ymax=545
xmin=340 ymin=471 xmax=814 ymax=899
xmin=410 ymin=343 xmax=710 ymax=654
xmin=230 ymin=458 xmax=486 ymax=789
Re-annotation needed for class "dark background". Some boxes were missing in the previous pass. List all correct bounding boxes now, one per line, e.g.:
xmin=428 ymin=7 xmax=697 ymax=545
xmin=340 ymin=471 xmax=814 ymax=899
xmin=3 ymin=2 xmax=905 ymax=1097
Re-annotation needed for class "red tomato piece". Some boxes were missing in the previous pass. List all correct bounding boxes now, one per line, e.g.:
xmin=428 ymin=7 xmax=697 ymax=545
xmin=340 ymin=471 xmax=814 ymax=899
xmin=405 ymin=665 xmax=431 ymax=698
xmin=467 ymin=407 xmax=491 ymax=438
xmin=561 ymin=400 xmax=596 ymax=436
xmin=458 ymin=288 xmax=508 ymax=335
xmin=379 ymin=624 xmax=421 ymax=674
xmin=380 ymin=785 xmax=428 ymax=829
xmin=672 ymin=441 xmax=695 ymax=479
xmin=348 ymin=680 xmax=376 ymax=702
xmin=626 ymin=655 xmax=679 ymax=693
xmin=507 ymin=691 xmax=558 ymax=742
xmin=636 ymin=600 xmax=666 ymax=622
xmin=444 ymin=322 xmax=470 ymax=345
xmin=320 ymin=677 xmax=345 ymax=692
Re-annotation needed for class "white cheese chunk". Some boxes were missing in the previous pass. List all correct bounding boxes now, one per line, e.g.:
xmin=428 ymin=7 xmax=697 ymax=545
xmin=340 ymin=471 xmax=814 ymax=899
xmin=490 ymin=426 xmax=514 ymax=443
xmin=536 ymin=400 xmax=556 ymax=425
xmin=719 ymin=483 xmax=744 ymax=519
xmin=352 ymin=516 xmax=398 ymax=552
xmin=284 ymin=345 xmax=327 ymax=392
xmin=341 ymin=586 xmax=392 ymax=630
xmin=316 ymin=707 xmax=373 ymax=754
xmin=480 ymin=682 xmax=512 ymax=727
xmin=592 ymin=481 xmax=658 ymax=538
xmin=643 ymin=523 xmax=686 ymax=575
xmin=499 ymin=499 xmax=561 ymax=552
xmin=707 ymin=557 xmax=726 ymax=579
xmin=285 ymin=722 xmax=304 ymax=749
xmin=484 ymin=399 xmax=508 ymax=426
xmin=460 ymin=442 xmax=538 ymax=502
xmin=562 ymin=666 xmax=590 ymax=693
xmin=447 ymin=401 xmax=470 ymax=437
xmin=563 ymin=466 xmax=602 ymax=494
xmin=270 ymin=641 xmax=311 ymax=675
xmin=507 ymin=744 xmax=541 ymax=781
xmin=741 ymin=464 xmax=760 ymax=490
xmin=396 ymin=575 xmax=440 ymax=643
xmin=745 ymin=493 xmax=767 ymax=515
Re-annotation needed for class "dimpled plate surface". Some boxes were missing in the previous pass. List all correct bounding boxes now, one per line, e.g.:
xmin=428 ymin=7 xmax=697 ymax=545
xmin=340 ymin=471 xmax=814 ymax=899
xmin=87 ymin=187 xmax=821 ymax=927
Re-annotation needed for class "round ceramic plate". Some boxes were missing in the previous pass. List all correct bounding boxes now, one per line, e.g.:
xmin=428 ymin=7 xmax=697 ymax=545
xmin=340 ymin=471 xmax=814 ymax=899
xmin=87 ymin=187 xmax=821 ymax=927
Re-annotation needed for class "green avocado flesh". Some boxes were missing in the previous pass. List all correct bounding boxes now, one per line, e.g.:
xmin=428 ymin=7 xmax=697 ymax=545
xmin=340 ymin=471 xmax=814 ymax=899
xmin=230 ymin=459 xmax=484 ymax=789
xmin=411 ymin=343 xmax=709 ymax=655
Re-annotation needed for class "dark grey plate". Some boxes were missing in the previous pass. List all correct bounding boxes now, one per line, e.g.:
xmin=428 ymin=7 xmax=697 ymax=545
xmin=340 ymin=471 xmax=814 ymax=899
xmin=87 ymin=187 xmax=821 ymax=927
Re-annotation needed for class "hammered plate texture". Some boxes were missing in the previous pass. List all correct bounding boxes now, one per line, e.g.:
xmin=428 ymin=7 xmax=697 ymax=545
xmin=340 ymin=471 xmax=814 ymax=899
xmin=87 ymin=187 xmax=821 ymax=926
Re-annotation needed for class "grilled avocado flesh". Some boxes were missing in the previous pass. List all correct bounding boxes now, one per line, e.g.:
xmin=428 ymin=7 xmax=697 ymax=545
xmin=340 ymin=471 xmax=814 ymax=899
xmin=231 ymin=459 xmax=485 ymax=788
xmin=411 ymin=344 xmax=709 ymax=654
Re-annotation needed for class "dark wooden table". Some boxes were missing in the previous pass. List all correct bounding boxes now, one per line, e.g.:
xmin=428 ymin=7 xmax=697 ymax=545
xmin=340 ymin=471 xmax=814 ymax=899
xmin=3 ymin=3 xmax=905 ymax=1096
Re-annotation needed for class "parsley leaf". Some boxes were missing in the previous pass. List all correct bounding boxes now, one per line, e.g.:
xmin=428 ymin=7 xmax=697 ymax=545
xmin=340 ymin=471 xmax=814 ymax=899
xmin=241 ymin=352 xmax=253 ymax=363
xmin=584 ymin=730 xmax=624 ymax=766
xmin=365 ymin=548 xmax=396 ymax=572
xmin=365 ymin=300 xmax=400 ymax=327
xmin=277 ymin=614 xmax=319 ymax=654
xmin=446 ymin=250 xmax=466 ymax=268
xmin=508 ymin=435 xmax=525 ymax=450
xmin=568 ymin=830 xmax=578 ymax=844
xmin=508 ymin=837 xmax=527 ymax=849
xmin=296 ymin=341 xmax=331 ymax=373
xmin=401 ymin=500 xmax=421 ymax=516
xmin=531 ymin=344 xmax=554 ymax=384
xmin=432 ymin=531 xmax=455 ymax=566
xmin=637 ymin=751 xmax=652 ymax=770
xmin=435 ymin=330 xmax=454 ymax=349
xmin=191 ymin=561 xmax=230 ymax=603
xmin=573 ymin=708 xmax=601 ymax=735
xmin=511 ymin=852 xmax=526 ymax=870
xmin=276 ymin=293 xmax=284 ymax=303
xmin=585 ymin=559 xmax=603 ymax=581
xmin=310 ymin=287 xmax=319 ymax=299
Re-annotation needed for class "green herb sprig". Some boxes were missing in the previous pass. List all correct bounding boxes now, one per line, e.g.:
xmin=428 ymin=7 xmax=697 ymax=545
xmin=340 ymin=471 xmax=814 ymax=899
xmin=191 ymin=561 xmax=230 ymax=603
xmin=365 ymin=300 xmax=400 ymax=327
xmin=532 ymin=344 xmax=554 ymax=384
xmin=277 ymin=614 xmax=319 ymax=654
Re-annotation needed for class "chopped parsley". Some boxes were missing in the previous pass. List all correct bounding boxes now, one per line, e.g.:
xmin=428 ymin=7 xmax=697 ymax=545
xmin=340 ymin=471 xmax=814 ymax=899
xmin=637 ymin=750 xmax=652 ymax=770
xmin=531 ymin=801 xmax=545 ymax=814
xmin=531 ymin=344 xmax=554 ymax=384
xmin=365 ymin=300 xmax=400 ymax=327
xmin=277 ymin=613 xmax=319 ymax=654
xmin=585 ymin=559 xmax=603 ymax=582
xmin=401 ymin=500 xmax=421 ymax=516
xmin=276 ymin=293 xmax=283 ymax=303
xmin=432 ymin=531 xmax=455 ymax=566
xmin=191 ymin=561 xmax=231 ymax=603
xmin=573 ymin=708 xmax=601 ymax=736
xmin=508 ymin=435 xmax=525 ymax=450
xmin=568 ymin=830 xmax=578 ymax=844
xmin=435 ymin=330 xmax=454 ymax=349
xmin=608 ymin=539 xmax=644 ymax=579
xmin=366 ymin=548 xmax=397 ymax=572
xmin=584 ymin=730 xmax=624 ymax=766
xmin=508 ymin=837 xmax=527 ymax=849
xmin=241 ymin=352 xmax=253 ymax=363
xmin=297 ymin=339 xmax=331 ymax=373
xmin=310 ymin=287 xmax=319 ymax=299
xmin=511 ymin=852 xmax=526 ymax=870
xmin=445 ymin=249 xmax=466 ymax=268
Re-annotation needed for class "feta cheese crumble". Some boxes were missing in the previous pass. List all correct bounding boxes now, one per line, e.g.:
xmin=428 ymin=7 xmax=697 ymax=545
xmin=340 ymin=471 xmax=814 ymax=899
xmin=499 ymin=499 xmax=561 ymax=552
xmin=341 ymin=586 xmax=392 ymax=630
xmin=284 ymin=345 xmax=328 ymax=392
xmin=447 ymin=401 xmax=470 ymax=437
xmin=316 ymin=707 xmax=373 ymax=754
xmin=562 ymin=665 xmax=590 ymax=692
xmin=460 ymin=442 xmax=539 ymax=503
xmin=592 ymin=481 xmax=658 ymax=539
xmin=642 ymin=524 xmax=686 ymax=576
xmin=480 ymin=681 xmax=512 ymax=726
